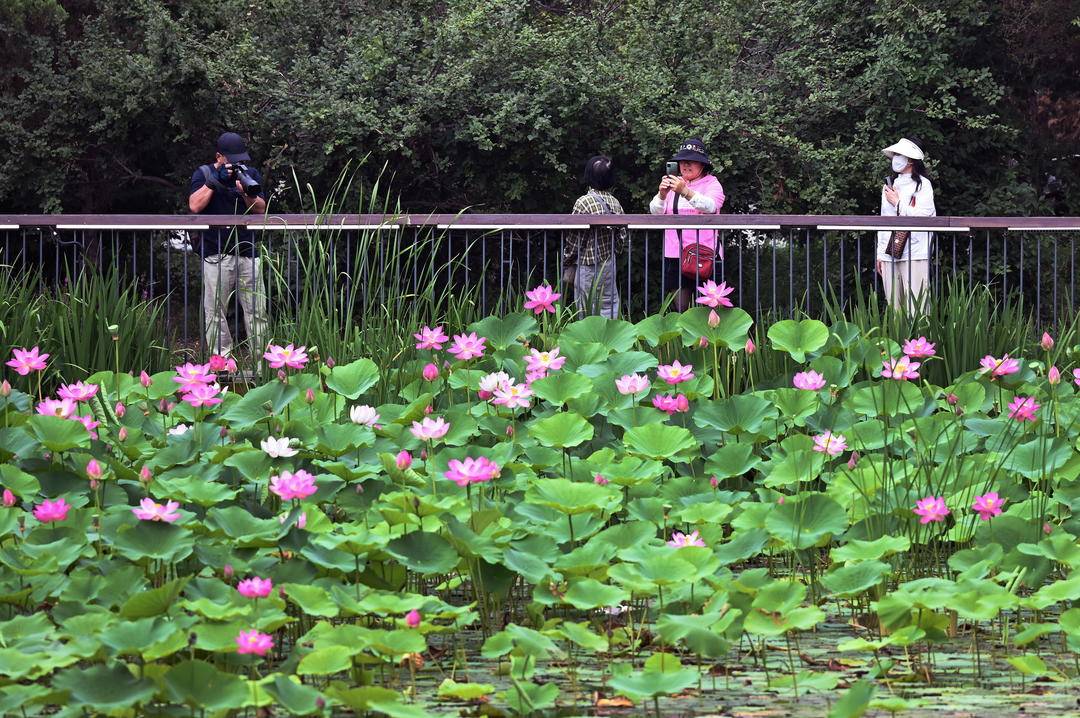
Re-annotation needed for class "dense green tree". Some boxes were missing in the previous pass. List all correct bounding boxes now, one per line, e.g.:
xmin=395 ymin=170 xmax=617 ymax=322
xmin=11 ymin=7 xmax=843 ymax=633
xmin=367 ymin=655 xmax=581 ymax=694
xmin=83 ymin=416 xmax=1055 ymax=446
xmin=0 ymin=0 xmax=1077 ymax=215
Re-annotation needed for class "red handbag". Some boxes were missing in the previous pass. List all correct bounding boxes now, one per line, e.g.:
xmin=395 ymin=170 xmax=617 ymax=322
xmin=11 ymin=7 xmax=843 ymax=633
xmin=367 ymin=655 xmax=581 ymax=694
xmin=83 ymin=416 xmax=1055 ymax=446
xmin=673 ymin=193 xmax=715 ymax=280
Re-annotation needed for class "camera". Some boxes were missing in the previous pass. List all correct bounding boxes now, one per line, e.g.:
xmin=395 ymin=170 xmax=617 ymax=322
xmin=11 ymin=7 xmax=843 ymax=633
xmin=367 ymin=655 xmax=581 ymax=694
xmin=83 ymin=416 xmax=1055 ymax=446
xmin=223 ymin=163 xmax=261 ymax=197
xmin=665 ymin=161 xmax=679 ymax=176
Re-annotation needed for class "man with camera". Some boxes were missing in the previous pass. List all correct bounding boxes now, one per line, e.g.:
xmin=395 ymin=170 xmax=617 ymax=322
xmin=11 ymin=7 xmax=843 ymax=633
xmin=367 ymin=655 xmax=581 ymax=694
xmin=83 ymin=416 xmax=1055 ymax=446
xmin=188 ymin=132 xmax=268 ymax=358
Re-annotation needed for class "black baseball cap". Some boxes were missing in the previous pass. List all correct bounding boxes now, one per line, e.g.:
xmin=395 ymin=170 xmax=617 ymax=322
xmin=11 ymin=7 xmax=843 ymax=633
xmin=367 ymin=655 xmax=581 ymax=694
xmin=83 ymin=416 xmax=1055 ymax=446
xmin=216 ymin=132 xmax=251 ymax=162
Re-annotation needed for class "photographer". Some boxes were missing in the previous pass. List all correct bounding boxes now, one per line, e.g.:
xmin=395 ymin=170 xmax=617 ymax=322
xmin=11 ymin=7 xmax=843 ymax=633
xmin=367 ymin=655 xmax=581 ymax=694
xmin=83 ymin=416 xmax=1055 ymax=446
xmin=188 ymin=132 xmax=268 ymax=358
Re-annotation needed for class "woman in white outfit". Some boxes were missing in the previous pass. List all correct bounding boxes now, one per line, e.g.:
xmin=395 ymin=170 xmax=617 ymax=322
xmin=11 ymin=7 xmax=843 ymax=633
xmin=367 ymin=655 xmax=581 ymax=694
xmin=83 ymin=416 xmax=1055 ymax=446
xmin=876 ymin=138 xmax=936 ymax=314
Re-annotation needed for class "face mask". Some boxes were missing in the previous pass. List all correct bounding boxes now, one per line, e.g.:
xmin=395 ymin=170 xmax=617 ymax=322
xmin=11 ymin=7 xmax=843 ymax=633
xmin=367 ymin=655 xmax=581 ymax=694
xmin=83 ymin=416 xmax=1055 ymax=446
xmin=891 ymin=155 xmax=910 ymax=173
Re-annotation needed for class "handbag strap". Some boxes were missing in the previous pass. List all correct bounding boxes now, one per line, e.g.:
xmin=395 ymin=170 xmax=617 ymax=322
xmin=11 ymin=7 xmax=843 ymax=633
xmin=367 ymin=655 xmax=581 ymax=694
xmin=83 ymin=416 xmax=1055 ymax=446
xmin=588 ymin=191 xmax=613 ymax=215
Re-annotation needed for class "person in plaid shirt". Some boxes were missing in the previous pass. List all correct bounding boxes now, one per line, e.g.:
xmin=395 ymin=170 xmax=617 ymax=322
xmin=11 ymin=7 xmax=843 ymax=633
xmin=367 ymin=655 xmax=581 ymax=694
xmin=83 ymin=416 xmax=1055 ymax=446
xmin=562 ymin=155 xmax=626 ymax=318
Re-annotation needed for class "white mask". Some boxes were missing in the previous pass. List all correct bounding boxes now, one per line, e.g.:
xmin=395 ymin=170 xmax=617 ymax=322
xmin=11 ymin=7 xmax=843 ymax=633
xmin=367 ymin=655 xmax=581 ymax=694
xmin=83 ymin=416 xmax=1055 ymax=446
xmin=891 ymin=155 xmax=910 ymax=172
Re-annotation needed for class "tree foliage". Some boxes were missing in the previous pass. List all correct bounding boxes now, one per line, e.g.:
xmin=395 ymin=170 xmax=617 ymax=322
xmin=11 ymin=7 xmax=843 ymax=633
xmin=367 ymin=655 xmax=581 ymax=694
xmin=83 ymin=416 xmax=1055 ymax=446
xmin=1 ymin=0 xmax=1078 ymax=214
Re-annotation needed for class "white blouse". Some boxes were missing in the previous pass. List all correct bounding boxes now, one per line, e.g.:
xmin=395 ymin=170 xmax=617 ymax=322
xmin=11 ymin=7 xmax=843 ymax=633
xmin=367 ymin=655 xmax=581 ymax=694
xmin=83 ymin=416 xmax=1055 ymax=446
xmin=877 ymin=174 xmax=936 ymax=262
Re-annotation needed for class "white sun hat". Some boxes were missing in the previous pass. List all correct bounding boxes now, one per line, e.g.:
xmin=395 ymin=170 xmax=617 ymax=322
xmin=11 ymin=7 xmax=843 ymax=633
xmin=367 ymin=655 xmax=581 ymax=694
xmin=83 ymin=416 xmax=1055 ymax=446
xmin=882 ymin=138 xmax=925 ymax=161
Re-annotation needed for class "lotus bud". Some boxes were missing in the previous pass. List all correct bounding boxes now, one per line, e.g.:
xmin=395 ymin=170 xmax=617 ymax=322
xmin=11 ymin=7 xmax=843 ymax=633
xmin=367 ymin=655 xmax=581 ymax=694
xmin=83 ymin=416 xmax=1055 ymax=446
xmin=305 ymin=388 xmax=316 ymax=404
xmin=139 ymin=465 xmax=152 ymax=484
xmin=424 ymin=404 xmax=433 ymax=415
xmin=166 ymin=402 xmax=175 ymax=413
xmin=2 ymin=489 xmax=14 ymax=507
xmin=396 ymin=450 xmax=412 ymax=471
xmin=219 ymin=426 xmax=229 ymax=439
xmin=422 ymin=363 xmax=439 ymax=381
xmin=707 ymin=309 xmax=720 ymax=328
xmin=745 ymin=338 xmax=756 ymax=355
xmin=89 ymin=479 xmax=99 ymax=490
xmin=208 ymin=354 xmax=228 ymax=372
xmin=505 ymin=425 xmax=514 ymax=438
xmin=478 ymin=390 xmax=492 ymax=400
xmin=420 ymin=449 xmax=428 ymax=461
xmin=698 ymin=336 xmax=708 ymax=348
xmin=158 ymin=397 xmax=170 ymax=412
xmin=847 ymin=451 xmax=859 ymax=469
xmin=278 ymin=586 xmax=287 ymax=598
xmin=140 ymin=370 xmax=152 ymax=388
xmin=594 ymin=473 xmax=609 ymax=486
xmin=325 ymin=357 xmax=335 ymax=369
xmin=0 ymin=380 xmax=10 ymax=397
xmin=1049 ymin=366 xmax=1061 ymax=385
xmin=296 ymin=512 xmax=307 ymax=529
xmin=118 ymin=427 xmax=128 ymax=442
xmin=1044 ymin=522 xmax=1053 ymax=535
xmin=223 ymin=563 xmax=234 ymax=579
xmin=86 ymin=459 xmax=103 ymax=480
xmin=1041 ymin=332 xmax=1054 ymax=351
xmin=405 ymin=609 xmax=421 ymax=628
xmin=355 ymin=483 xmax=364 ymax=494
xmin=316 ymin=698 xmax=326 ymax=710
xmin=709 ymin=475 xmax=719 ymax=488
xmin=777 ymin=495 xmax=785 ymax=504
xmin=277 ymin=369 xmax=287 ymax=383
xmin=946 ymin=393 xmax=959 ymax=406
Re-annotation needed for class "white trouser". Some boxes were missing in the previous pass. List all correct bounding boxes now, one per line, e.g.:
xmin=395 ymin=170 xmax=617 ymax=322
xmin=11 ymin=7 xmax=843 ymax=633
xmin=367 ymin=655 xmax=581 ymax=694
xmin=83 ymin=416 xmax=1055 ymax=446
xmin=202 ymin=254 xmax=268 ymax=356
xmin=879 ymin=259 xmax=929 ymax=315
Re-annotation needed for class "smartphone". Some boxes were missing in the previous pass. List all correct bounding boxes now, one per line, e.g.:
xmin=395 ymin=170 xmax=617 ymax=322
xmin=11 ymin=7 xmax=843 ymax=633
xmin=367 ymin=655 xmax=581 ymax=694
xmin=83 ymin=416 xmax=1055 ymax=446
xmin=885 ymin=176 xmax=893 ymax=189
xmin=666 ymin=161 xmax=679 ymax=176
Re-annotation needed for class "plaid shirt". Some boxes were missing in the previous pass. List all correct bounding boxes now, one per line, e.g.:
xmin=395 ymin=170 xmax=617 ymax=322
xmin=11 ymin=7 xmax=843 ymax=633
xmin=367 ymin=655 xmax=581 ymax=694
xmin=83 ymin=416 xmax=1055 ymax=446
xmin=563 ymin=190 xmax=627 ymax=265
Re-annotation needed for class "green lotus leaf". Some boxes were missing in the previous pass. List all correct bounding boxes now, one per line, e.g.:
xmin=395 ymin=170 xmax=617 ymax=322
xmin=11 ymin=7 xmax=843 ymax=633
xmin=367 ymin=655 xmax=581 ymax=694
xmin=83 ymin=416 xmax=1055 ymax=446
xmin=563 ymin=579 xmax=628 ymax=610
xmin=204 ymin=506 xmax=282 ymax=545
xmin=768 ymin=319 xmax=829 ymax=362
xmin=827 ymin=679 xmax=876 ymax=718
xmin=524 ymin=478 xmax=620 ymax=515
xmin=678 ymin=306 xmax=753 ymax=349
xmin=527 ymin=411 xmax=593 ymax=449
xmin=263 ymin=674 xmax=326 ymax=716
xmin=283 ymin=583 xmax=339 ymax=617
xmin=384 ymin=532 xmax=461 ymax=575
xmin=325 ymin=358 xmax=380 ymax=399
xmin=53 ymin=662 xmax=155 ymax=710
xmin=297 ymin=645 xmax=356 ymax=676
xmin=768 ymin=388 xmax=819 ymax=426
xmin=1001 ymin=437 xmax=1071 ymax=479
xmin=831 ymin=535 xmax=911 ymax=564
xmin=623 ymin=423 xmax=698 ymax=460
xmin=153 ymin=473 xmax=240 ymax=506
xmin=164 ymin=659 xmax=250 ymax=710
xmin=107 ymin=518 xmax=195 ymax=563
xmin=766 ymin=493 xmax=848 ymax=550
xmin=715 ymin=529 xmax=770 ymax=566
xmin=437 ymin=678 xmax=496 ymax=702
xmin=28 ymin=415 xmax=89 ymax=452
xmin=556 ymin=621 xmax=608 ymax=651
xmin=219 ymin=381 xmax=300 ymax=428
xmin=502 ymin=548 xmax=558 ymax=585
xmin=578 ymin=350 xmax=658 ymax=380
xmin=608 ymin=666 xmax=698 ymax=700
xmin=530 ymin=373 xmax=593 ymax=406
xmin=0 ymin=464 xmax=39 ymax=498
xmin=561 ymin=316 xmax=637 ymax=352
xmin=499 ymin=681 xmax=560 ymax=716
xmin=844 ymin=381 xmax=926 ymax=417
xmin=325 ymin=686 xmax=402 ymax=712
xmin=820 ymin=560 xmax=891 ymax=597
xmin=634 ymin=313 xmax=682 ymax=346
xmin=467 ymin=312 xmax=536 ymax=351
xmin=100 ymin=617 xmax=181 ymax=657
xmin=120 ymin=577 xmax=189 ymax=619
xmin=694 ymin=395 xmax=778 ymax=437
xmin=656 ymin=611 xmax=737 ymax=658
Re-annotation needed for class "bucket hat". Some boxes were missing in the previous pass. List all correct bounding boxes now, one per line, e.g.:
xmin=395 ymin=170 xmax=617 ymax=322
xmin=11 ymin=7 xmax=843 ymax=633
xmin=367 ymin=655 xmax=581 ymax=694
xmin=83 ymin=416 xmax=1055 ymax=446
xmin=670 ymin=138 xmax=713 ymax=170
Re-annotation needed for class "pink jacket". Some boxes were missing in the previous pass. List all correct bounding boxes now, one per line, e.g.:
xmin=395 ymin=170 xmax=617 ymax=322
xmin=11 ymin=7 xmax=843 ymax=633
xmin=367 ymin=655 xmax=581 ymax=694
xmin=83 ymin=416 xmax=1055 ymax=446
xmin=650 ymin=174 xmax=726 ymax=258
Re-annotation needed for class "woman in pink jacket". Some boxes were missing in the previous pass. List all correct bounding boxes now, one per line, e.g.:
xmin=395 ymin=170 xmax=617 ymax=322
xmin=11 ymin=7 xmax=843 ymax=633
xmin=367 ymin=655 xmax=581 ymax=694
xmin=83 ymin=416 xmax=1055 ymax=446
xmin=649 ymin=138 xmax=726 ymax=311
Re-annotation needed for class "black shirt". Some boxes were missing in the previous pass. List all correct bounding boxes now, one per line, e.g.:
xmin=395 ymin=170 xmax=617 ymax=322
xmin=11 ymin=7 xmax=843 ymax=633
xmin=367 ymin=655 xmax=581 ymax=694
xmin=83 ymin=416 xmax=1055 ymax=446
xmin=188 ymin=165 xmax=266 ymax=257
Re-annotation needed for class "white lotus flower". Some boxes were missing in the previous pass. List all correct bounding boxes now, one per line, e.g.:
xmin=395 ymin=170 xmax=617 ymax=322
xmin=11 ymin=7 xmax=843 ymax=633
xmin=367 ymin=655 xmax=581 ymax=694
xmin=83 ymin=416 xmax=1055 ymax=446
xmin=350 ymin=405 xmax=380 ymax=426
xmin=168 ymin=423 xmax=189 ymax=436
xmin=261 ymin=436 xmax=298 ymax=458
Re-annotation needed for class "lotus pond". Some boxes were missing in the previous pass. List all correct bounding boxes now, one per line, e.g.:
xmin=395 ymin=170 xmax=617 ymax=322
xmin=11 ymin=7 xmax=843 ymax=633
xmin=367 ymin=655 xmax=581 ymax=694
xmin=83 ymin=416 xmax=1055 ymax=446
xmin=3 ymin=290 xmax=1080 ymax=717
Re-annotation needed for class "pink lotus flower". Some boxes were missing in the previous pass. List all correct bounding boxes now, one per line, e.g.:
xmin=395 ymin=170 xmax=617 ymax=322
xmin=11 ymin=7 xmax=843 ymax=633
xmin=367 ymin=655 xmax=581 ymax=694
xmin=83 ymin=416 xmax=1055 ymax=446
xmin=1041 ymin=332 xmax=1054 ymax=351
xmin=1049 ymin=366 xmax=1061 ymax=385
xmin=422 ymin=363 xmax=439 ymax=381
xmin=448 ymin=332 xmax=486 ymax=361
xmin=237 ymin=577 xmax=274 ymax=599
xmin=57 ymin=381 xmax=98 ymax=403
xmin=139 ymin=370 xmax=152 ymax=388
xmin=813 ymin=432 xmax=847 ymax=456
xmin=667 ymin=530 xmax=706 ymax=548
xmin=847 ymin=451 xmax=859 ymax=469
xmin=657 ymin=360 xmax=694 ymax=385
xmin=525 ymin=348 xmax=566 ymax=375
xmin=1073 ymin=368 xmax=1080 ymax=388
xmin=707 ymin=309 xmax=720 ymax=328
xmin=980 ymin=354 xmax=1020 ymax=378
xmin=411 ymin=416 xmax=450 ymax=441
xmin=33 ymin=497 xmax=70 ymax=523
xmin=396 ymin=450 xmax=412 ymax=470
xmin=792 ymin=370 xmax=826 ymax=391
xmin=524 ymin=284 xmax=560 ymax=314
xmin=745 ymin=338 xmax=756 ymax=354
xmin=405 ymin=609 xmax=422 ymax=628
xmin=236 ymin=629 xmax=274 ymax=656
xmin=695 ymin=280 xmax=734 ymax=309
xmin=278 ymin=511 xmax=307 ymax=529
xmin=479 ymin=371 xmax=512 ymax=399
xmin=444 ymin=456 xmax=500 ymax=487
xmin=1007 ymin=395 xmax=1039 ymax=422
xmin=269 ymin=469 xmax=318 ymax=501
xmin=36 ymin=398 xmax=76 ymax=419
xmin=263 ymin=344 xmax=308 ymax=370
xmin=86 ymin=459 xmax=102 ymax=480
xmin=173 ymin=362 xmax=214 ymax=392
xmin=184 ymin=382 xmax=223 ymax=408
xmin=2 ymin=489 xmax=14 ymax=507
xmin=75 ymin=414 xmax=99 ymax=438
xmin=902 ymin=337 xmax=936 ymax=358
xmin=414 ymin=325 xmax=449 ymax=351
xmin=913 ymin=496 xmax=950 ymax=524
xmin=132 ymin=498 xmax=181 ymax=523
xmin=616 ymin=373 xmax=650 ymax=396
xmin=652 ymin=393 xmax=689 ymax=415
xmin=6 ymin=347 xmax=48 ymax=376
xmin=972 ymin=492 xmax=1005 ymax=521
xmin=594 ymin=473 xmax=609 ymax=486
xmin=208 ymin=354 xmax=237 ymax=372
xmin=492 ymin=382 xmax=532 ymax=409
xmin=881 ymin=356 xmax=920 ymax=380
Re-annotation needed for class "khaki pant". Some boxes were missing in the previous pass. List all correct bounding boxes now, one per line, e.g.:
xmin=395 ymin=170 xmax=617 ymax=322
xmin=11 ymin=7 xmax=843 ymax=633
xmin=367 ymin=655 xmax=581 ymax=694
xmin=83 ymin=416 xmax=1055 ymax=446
xmin=573 ymin=258 xmax=620 ymax=319
xmin=203 ymin=254 xmax=268 ymax=356
xmin=879 ymin=259 xmax=929 ymax=315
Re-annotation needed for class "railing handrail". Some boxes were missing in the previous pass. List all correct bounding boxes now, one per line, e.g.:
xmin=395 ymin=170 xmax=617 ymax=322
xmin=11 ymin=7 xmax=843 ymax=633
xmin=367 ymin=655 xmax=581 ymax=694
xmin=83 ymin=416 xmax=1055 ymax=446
xmin=1 ymin=213 xmax=1080 ymax=231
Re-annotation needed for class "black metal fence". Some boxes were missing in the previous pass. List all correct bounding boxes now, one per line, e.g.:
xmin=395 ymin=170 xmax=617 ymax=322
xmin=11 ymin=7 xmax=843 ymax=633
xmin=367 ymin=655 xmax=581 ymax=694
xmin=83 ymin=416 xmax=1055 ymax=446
xmin=1 ymin=214 xmax=1079 ymax=357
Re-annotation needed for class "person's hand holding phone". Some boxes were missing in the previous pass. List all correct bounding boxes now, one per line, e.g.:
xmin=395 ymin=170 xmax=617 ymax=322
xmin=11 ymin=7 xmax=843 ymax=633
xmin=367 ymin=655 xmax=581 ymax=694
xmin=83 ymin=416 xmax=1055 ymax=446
xmin=658 ymin=175 xmax=675 ymax=200
xmin=883 ymin=180 xmax=899 ymax=207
